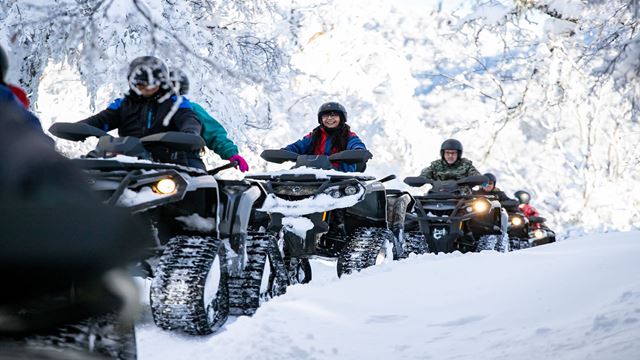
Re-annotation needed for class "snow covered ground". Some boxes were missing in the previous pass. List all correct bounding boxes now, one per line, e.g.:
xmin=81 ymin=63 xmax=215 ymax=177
xmin=135 ymin=232 xmax=640 ymax=360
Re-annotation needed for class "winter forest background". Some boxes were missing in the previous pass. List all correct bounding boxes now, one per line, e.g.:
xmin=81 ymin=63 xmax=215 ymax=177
xmin=1 ymin=0 xmax=639 ymax=237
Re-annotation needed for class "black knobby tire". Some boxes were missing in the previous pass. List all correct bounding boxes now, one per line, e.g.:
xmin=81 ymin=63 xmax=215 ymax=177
xmin=228 ymin=232 xmax=287 ymax=316
xmin=336 ymin=227 xmax=393 ymax=277
xmin=476 ymin=234 xmax=510 ymax=252
xmin=400 ymin=231 xmax=429 ymax=258
xmin=150 ymin=235 xmax=229 ymax=335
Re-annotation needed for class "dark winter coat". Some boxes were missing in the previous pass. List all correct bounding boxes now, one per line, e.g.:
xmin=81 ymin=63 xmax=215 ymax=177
xmin=284 ymin=127 xmax=366 ymax=172
xmin=80 ymin=92 xmax=201 ymax=137
xmin=420 ymin=158 xmax=481 ymax=181
xmin=79 ymin=92 xmax=204 ymax=168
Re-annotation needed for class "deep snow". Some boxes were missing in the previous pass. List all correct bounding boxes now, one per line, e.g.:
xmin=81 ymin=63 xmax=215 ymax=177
xmin=135 ymin=231 xmax=640 ymax=360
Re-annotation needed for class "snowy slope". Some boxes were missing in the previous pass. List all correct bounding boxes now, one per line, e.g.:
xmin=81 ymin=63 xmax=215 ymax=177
xmin=136 ymin=232 xmax=640 ymax=360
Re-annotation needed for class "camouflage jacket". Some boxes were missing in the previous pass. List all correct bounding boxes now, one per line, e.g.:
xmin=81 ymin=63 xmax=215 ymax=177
xmin=419 ymin=158 xmax=481 ymax=181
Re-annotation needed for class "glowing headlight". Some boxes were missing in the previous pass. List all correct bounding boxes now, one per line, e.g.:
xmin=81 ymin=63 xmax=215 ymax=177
xmin=473 ymin=200 xmax=490 ymax=213
xmin=534 ymin=229 xmax=545 ymax=239
xmin=344 ymin=185 xmax=358 ymax=196
xmin=153 ymin=178 xmax=177 ymax=195
xmin=511 ymin=217 xmax=523 ymax=226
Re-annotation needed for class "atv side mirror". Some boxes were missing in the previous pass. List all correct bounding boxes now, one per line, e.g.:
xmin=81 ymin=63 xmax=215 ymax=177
xmin=261 ymin=149 xmax=300 ymax=164
xmin=457 ymin=175 xmax=489 ymax=187
xmin=48 ymin=122 xmax=109 ymax=142
xmin=328 ymin=149 xmax=373 ymax=163
xmin=141 ymin=132 xmax=205 ymax=151
xmin=404 ymin=176 xmax=431 ymax=187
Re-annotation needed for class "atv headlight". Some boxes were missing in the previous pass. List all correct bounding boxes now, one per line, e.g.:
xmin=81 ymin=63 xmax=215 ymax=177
xmin=511 ymin=216 xmax=523 ymax=226
xmin=472 ymin=199 xmax=490 ymax=213
xmin=329 ymin=190 xmax=341 ymax=198
xmin=153 ymin=178 xmax=177 ymax=195
xmin=344 ymin=185 xmax=358 ymax=196
xmin=534 ymin=229 xmax=545 ymax=239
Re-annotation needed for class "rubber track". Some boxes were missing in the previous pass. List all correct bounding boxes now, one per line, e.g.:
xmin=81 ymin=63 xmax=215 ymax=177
xmin=228 ymin=232 xmax=288 ymax=316
xmin=150 ymin=236 xmax=229 ymax=335
xmin=337 ymin=227 xmax=392 ymax=277
xmin=400 ymin=231 xmax=429 ymax=258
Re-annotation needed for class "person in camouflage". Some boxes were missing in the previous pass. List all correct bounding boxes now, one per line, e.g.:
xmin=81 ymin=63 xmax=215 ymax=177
xmin=420 ymin=139 xmax=481 ymax=181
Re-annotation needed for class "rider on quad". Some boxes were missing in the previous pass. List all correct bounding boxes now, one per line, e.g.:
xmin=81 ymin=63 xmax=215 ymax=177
xmin=76 ymin=56 xmax=205 ymax=169
xmin=420 ymin=139 xmax=481 ymax=181
xmin=283 ymin=102 xmax=367 ymax=172
xmin=169 ymin=69 xmax=249 ymax=172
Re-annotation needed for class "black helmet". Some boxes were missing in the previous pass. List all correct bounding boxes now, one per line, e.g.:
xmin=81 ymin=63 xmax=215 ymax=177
xmin=169 ymin=69 xmax=189 ymax=95
xmin=440 ymin=139 xmax=463 ymax=159
xmin=514 ymin=190 xmax=531 ymax=205
xmin=127 ymin=56 xmax=168 ymax=90
xmin=0 ymin=44 xmax=8 ymax=84
xmin=317 ymin=102 xmax=347 ymax=124
xmin=483 ymin=173 xmax=496 ymax=185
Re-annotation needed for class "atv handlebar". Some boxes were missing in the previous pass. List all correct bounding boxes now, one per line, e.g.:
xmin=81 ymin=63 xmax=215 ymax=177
xmin=208 ymin=161 xmax=239 ymax=175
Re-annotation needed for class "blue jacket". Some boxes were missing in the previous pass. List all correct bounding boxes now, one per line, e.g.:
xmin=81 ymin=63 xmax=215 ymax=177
xmin=0 ymin=84 xmax=42 ymax=131
xmin=284 ymin=127 xmax=366 ymax=172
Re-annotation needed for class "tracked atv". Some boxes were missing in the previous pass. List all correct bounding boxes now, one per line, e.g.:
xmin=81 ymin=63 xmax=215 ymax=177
xmin=48 ymin=122 xmax=284 ymax=335
xmin=246 ymin=149 xmax=404 ymax=282
xmin=503 ymin=203 xmax=556 ymax=250
xmin=402 ymin=175 xmax=510 ymax=254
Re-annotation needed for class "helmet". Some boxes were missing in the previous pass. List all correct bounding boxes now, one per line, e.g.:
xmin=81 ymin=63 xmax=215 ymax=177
xmin=440 ymin=139 xmax=463 ymax=159
xmin=127 ymin=56 xmax=168 ymax=90
xmin=514 ymin=190 xmax=531 ymax=205
xmin=483 ymin=173 xmax=496 ymax=185
xmin=0 ymin=45 xmax=8 ymax=84
xmin=317 ymin=102 xmax=347 ymax=124
xmin=169 ymin=69 xmax=189 ymax=95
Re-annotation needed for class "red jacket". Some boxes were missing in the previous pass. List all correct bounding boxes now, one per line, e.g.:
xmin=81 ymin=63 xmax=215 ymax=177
xmin=7 ymin=84 xmax=29 ymax=109
xmin=519 ymin=204 xmax=539 ymax=218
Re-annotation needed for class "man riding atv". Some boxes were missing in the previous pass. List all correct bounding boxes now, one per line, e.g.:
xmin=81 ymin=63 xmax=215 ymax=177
xmin=420 ymin=139 xmax=481 ymax=181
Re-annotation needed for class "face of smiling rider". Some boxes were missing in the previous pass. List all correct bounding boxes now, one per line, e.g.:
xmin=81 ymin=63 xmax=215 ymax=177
xmin=321 ymin=111 xmax=341 ymax=129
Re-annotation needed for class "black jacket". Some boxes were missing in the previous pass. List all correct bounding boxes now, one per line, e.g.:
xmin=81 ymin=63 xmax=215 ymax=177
xmin=80 ymin=92 xmax=201 ymax=138
xmin=79 ymin=91 xmax=204 ymax=167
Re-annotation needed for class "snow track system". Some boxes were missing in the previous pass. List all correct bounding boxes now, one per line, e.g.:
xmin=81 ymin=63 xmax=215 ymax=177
xmin=337 ymin=227 xmax=394 ymax=277
xmin=228 ymin=232 xmax=288 ymax=316
xmin=150 ymin=236 xmax=229 ymax=335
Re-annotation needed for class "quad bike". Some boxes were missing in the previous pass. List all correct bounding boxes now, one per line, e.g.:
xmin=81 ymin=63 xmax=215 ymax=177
xmin=246 ymin=149 xmax=403 ymax=282
xmin=48 ymin=123 xmax=284 ymax=335
xmin=401 ymin=175 xmax=510 ymax=254
xmin=503 ymin=202 xmax=556 ymax=250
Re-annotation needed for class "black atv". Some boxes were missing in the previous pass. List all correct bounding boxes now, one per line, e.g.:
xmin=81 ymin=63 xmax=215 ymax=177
xmin=246 ymin=149 xmax=403 ymax=282
xmin=505 ymin=209 xmax=557 ymax=250
xmin=48 ymin=123 xmax=285 ymax=335
xmin=402 ymin=175 xmax=510 ymax=254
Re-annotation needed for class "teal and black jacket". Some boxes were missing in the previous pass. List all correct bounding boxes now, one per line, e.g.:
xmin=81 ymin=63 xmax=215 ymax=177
xmin=191 ymin=102 xmax=239 ymax=159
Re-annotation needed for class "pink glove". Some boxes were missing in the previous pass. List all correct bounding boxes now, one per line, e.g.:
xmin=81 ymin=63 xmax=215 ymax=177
xmin=228 ymin=154 xmax=249 ymax=172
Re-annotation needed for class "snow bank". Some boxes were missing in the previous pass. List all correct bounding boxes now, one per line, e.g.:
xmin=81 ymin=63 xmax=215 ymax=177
xmin=137 ymin=231 xmax=640 ymax=360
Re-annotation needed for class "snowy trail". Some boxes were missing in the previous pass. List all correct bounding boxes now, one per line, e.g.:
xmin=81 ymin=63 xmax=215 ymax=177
xmin=136 ymin=232 xmax=640 ymax=360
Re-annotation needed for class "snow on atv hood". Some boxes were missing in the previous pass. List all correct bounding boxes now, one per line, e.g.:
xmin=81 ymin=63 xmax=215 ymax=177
xmin=248 ymin=166 xmax=371 ymax=179
xmin=258 ymin=187 xmax=366 ymax=216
